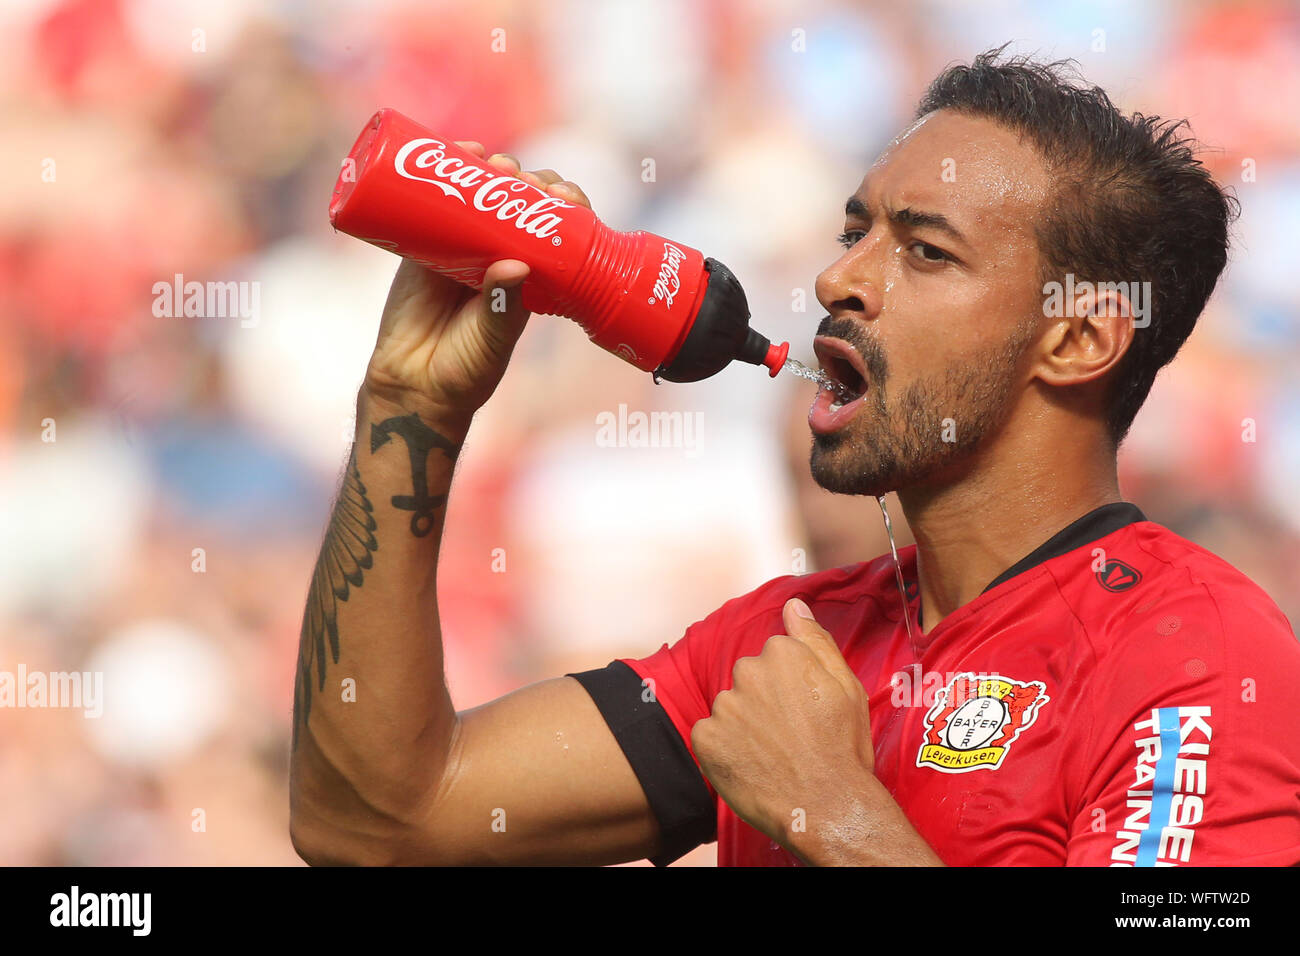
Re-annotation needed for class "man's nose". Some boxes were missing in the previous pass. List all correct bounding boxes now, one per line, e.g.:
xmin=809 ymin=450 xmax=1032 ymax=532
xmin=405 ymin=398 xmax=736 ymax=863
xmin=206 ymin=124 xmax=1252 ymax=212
xmin=815 ymin=246 xmax=885 ymax=322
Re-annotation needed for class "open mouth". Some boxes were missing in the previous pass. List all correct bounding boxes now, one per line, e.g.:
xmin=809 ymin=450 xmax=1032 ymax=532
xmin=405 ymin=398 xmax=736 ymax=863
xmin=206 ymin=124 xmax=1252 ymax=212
xmin=808 ymin=335 xmax=872 ymax=435
xmin=813 ymin=337 xmax=869 ymax=405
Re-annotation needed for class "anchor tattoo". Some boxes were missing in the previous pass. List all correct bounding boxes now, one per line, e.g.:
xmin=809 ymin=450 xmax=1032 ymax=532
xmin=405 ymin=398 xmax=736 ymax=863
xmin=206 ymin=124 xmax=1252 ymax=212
xmin=370 ymin=413 xmax=462 ymax=536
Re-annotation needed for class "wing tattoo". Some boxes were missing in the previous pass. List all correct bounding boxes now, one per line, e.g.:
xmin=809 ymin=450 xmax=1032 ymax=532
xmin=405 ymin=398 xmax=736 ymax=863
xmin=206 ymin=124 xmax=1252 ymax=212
xmin=293 ymin=446 xmax=378 ymax=749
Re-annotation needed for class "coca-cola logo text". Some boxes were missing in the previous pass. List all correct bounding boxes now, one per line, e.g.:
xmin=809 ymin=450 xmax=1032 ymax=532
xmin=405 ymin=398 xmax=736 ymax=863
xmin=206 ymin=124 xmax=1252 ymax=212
xmin=394 ymin=138 xmax=572 ymax=239
xmin=650 ymin=242 xmax=686 ymax=308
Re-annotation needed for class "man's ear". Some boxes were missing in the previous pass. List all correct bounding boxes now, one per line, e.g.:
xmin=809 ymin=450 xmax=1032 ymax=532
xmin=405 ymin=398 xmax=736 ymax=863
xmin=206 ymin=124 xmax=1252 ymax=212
xmin=1035 ymin=284 xmax=1136 ymax=387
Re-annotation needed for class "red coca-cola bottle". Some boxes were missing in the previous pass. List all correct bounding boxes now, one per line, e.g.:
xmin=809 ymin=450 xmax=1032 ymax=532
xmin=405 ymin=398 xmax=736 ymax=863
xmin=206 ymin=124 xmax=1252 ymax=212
xmin=329 ymin=108 xmax=788 ymax=382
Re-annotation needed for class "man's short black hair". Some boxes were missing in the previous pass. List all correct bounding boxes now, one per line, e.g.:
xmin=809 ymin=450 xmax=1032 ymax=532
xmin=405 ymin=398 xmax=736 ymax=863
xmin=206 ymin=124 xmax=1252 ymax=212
xmin=915 ymin=45 xmax=1240 ymax=445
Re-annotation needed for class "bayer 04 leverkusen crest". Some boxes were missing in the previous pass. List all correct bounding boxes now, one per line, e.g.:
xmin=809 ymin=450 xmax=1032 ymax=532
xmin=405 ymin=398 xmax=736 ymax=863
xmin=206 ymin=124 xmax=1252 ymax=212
xmin=916 ymin=673 xmax=1050 ymax=773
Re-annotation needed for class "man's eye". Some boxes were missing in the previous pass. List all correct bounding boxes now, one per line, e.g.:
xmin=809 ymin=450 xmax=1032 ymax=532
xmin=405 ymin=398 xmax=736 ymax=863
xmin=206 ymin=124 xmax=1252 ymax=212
xmin=836 ymin=230 xmax=866 ymax=249
xmin=909 ymin=241 xmax=951 ymax=264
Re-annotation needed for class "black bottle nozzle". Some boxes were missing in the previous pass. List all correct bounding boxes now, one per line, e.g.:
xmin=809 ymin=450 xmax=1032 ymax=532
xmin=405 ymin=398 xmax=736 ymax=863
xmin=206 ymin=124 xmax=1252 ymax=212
xmin=655 ymin=257 xmax=789 ymax=383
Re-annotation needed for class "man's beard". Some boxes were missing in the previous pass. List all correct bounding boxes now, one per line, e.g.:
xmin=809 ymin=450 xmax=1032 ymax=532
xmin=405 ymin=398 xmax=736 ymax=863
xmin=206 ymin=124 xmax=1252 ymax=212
xmin=810 ymin=315 xmax=1031 ymax=497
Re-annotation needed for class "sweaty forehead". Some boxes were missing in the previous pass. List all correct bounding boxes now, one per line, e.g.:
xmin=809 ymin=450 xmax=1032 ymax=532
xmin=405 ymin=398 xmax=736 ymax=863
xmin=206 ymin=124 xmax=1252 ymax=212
xmin=855 ymin=110 xmax=1053 ymax=251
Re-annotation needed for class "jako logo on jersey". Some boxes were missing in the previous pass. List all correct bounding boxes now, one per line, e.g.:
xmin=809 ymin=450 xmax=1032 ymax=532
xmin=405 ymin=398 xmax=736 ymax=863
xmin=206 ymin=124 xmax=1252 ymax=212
xmin=917 ymin=673 xmax=1050 ymax=773
xmin=1096 ymin=559 xmax=1142 ymax=592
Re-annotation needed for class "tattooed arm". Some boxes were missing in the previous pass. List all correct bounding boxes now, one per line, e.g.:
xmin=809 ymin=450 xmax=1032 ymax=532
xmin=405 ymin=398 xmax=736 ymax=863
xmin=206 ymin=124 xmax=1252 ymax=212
xmin=289 ymin=152 xmax=662 ymax=865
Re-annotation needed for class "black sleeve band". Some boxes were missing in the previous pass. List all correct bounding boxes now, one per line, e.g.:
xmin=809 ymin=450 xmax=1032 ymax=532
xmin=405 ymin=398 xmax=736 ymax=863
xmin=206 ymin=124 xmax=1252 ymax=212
xmin=567 ymin=660 xmax=716 ymax=866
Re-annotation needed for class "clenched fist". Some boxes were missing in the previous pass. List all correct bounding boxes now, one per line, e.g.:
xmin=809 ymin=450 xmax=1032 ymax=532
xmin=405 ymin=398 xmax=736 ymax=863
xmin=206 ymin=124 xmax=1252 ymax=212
xmin=691 ymin=599 xmax=875 ymax=842
xmin=690 ymin=598 xmax=944 ymax=866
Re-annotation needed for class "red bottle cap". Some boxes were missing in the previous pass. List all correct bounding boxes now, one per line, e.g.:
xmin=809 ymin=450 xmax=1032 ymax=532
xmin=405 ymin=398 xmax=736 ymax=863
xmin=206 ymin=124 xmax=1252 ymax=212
xmin=763 ymin=341 xmax=790 ymax=377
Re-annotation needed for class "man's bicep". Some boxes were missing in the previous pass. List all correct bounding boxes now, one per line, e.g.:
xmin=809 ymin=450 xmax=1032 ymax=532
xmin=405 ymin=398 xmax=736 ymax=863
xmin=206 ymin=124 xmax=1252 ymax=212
xmin=415 ymin=595 xmax=738 ymax=866
xmin=392 ymin=675 xmax=657 ymax=865
xmin=404 ymin=668 xmax=712 ymax=866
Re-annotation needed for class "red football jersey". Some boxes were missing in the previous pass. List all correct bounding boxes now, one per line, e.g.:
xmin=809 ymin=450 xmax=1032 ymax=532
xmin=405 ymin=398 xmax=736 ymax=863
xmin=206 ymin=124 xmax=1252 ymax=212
xmin=570 ymin=503 xmax=1300 ymax=865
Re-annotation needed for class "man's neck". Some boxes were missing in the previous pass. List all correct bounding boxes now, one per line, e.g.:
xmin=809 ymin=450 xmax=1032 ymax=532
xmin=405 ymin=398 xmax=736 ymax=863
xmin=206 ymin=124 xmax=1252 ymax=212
xmin=897 ymin=419 xmax=1122 ymax=634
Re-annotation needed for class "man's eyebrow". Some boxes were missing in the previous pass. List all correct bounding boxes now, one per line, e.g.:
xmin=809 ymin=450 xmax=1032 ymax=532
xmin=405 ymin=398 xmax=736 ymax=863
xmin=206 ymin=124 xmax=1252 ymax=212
xmin=843 ymin=196 xmax=969 ymax=245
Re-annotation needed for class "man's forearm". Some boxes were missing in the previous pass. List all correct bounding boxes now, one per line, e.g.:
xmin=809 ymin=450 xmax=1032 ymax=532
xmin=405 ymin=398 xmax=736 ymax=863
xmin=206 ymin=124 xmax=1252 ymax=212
xmin=289 ymin=383 xmax=473 ymax=861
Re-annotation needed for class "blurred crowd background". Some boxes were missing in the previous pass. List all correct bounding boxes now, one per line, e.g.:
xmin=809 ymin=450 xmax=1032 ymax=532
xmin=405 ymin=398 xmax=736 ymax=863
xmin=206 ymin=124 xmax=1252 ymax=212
xmin=1 ymin=0 xmax=1297 ymax=865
